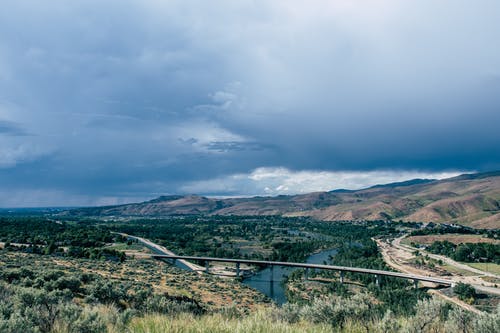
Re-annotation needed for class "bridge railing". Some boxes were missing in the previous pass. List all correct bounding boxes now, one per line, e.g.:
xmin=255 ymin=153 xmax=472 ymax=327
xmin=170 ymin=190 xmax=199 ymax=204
xmin=148 ymin=254 xmax=454 ymax=287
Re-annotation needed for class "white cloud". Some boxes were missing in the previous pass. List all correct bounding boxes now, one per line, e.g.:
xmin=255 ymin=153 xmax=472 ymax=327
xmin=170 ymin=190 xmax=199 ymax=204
xmin=181 ymin=167 xmax=465 ymax=196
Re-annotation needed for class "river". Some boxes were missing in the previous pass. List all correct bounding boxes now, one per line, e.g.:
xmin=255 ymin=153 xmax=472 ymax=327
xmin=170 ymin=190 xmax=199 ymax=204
xmin=131 ymin=232 xmax=339 ymax=304
xmin=242 ymin=248 xmax=339 ymax=304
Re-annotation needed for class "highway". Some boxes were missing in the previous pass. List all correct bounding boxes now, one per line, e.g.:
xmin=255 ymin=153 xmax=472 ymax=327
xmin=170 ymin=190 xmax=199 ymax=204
xmin=149 ymin=254 xmax=455 ymax=287
xmin=115 ymin=232 xmax=205 ymax=272
xmin=117 ymin=231 xmax=454 ymax=286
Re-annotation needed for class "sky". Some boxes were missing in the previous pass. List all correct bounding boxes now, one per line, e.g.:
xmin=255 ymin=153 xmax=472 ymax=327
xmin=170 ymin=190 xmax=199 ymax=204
xmin=1 ymin=0 xmax=499 ymax=207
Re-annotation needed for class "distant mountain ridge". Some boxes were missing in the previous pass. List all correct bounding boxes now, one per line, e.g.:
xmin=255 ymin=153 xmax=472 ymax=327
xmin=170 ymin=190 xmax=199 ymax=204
xmin=66 ymin=171 xmax=500 ymax=229
xmin=366 ymin=178 xmax=436 ymax=189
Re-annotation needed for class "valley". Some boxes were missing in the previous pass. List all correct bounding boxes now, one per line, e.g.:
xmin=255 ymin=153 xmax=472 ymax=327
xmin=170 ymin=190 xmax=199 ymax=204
xmin=0 ymin=213 xmax=498 ymax=332
xmin=66 ymin=171 xmax=500 ymax=229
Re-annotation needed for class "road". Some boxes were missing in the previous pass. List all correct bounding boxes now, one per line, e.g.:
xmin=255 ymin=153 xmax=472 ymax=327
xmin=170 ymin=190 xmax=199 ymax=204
xmin=376 ymin=235 xmax=500 ymax=296
xmin=116 ymin=232 xmax=251 ymax=276
xmin=117 ymin=232 xmax=455 ymax=286
xmin=393 ymin=236 xmax=499 ymax=278
xmin=115 ymin=232 xmax=205 ymax=273
xmin=149 ymin=254 xmax=455 ymax=286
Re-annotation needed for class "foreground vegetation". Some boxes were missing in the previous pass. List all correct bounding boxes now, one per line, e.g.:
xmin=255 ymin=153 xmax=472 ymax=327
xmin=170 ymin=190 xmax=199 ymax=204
xmin=1 ymin=281 xmax=499 ymax=333
xmin=131 ymin=298 xmax=500 ymax=333
xmin=1 ymin=214 xmax=499 ymax=331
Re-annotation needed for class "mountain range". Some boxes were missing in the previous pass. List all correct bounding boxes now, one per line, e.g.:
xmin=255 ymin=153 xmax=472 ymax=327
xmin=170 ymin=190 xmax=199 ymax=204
xmin=67 ymin=171 xmax=500 ymax=229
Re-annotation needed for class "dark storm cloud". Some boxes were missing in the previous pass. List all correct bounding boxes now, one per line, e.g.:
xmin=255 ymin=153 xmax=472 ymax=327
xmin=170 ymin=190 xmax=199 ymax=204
xmin=0 ymin=0 xmax=499 ymax=205
xmin=206 ymin=141 xmax=271 ymax=153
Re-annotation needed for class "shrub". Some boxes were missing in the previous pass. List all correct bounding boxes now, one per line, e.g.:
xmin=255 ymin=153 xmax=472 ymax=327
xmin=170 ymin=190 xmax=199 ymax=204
xmin=375 ymin=310 xmax=401 ymax=333
xmin=274 ymin=303 xmax=302 ymax=324
xmin=444 ymin=307 xmax=474 ymax=333
xmin=406 ymin=297 xmax=449 ymax=333
xmin=85 ymin=281 xmax=126 ymax=307
xmin=143 ymin=294 xmax=204 ymax=315
xmin=454 ymin=283 xmax=476 ymax=303
xmin=300 ymin=293 xmax=374 ymax=328
xmin=473 ymin=305 xmax=500 ymax=333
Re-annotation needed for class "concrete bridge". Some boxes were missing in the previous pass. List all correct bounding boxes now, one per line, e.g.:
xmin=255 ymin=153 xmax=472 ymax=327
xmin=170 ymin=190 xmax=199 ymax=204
xmin=118 ymin=232 xmax=454 ymax=288
xmin=150 ymin=254 xmax=455 ymax=288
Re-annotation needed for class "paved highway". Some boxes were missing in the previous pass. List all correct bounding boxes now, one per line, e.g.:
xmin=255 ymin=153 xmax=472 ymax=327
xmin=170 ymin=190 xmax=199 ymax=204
xmin=117 ymin=231 xmax=454 ymax=286
xmin=149 ymin=254 xmax=455 ymax=286
xmin=115 ymin=232 xmax=205 ymax=272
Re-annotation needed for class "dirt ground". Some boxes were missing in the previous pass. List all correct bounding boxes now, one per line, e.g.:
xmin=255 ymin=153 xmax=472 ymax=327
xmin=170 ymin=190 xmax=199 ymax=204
xmin=376 ymin=235 xmax=500 ymax=312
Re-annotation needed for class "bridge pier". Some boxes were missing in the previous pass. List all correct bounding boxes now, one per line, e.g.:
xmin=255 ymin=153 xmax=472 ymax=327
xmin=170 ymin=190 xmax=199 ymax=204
xmin=148 ymin=254 xmax=454 ymax=289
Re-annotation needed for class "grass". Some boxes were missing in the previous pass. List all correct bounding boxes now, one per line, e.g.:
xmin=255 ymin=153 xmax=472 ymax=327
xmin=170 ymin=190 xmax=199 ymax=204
xmin=466 ymin=262 xmax=500 ymax=275
xmin=127 ymin=311 xmax=335 ymax=333
xmin=440 ymin=264 xmax=476 ymax=276
xmin=104 ymin=242 xmax=151 ymax=252
xmin=404 ymin=234 xmax=499 ymax=246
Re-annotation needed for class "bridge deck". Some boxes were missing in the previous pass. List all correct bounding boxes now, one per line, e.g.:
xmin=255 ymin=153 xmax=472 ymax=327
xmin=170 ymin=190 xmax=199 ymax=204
xmin=150 ymin=254 xmax=454 ymax=286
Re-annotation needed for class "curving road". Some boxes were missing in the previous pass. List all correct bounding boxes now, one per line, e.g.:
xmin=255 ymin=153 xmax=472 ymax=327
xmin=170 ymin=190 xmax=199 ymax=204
xmin=393 ymin=236 xmax=499 ymax=278
xmin=377 ymin=235 xmax=500 ymax=296
xmin=115 ymin=232 xmax=205 ymax=273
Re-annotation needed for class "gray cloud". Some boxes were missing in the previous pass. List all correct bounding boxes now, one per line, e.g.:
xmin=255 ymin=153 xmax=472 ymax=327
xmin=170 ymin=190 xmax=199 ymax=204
xmin=0 ymin=1 xmax=499 ymax=205
xmin=206 ymin=141 xmax=271 ymax=153
xmin=0 ymin=120 xmax=27 ymax=136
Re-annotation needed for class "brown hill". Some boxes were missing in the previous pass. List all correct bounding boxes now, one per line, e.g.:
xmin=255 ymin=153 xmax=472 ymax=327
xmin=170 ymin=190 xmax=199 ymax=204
xmin=67 ymin=171 xmax=500 ymax=229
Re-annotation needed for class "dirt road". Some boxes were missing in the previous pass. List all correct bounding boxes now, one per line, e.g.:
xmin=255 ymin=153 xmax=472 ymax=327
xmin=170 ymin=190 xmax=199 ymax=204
xmin=393 ymin=236 xmax=499 ymax=279
xmin=376 ymin=235 xmax=500 ymax=297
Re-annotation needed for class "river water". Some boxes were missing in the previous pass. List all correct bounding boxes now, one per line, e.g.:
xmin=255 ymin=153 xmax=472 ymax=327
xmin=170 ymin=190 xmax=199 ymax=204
xmin=242 ymin=248 xmax=338 ymax=304
xmin=145 ymin=236 xmax=339 ymax=305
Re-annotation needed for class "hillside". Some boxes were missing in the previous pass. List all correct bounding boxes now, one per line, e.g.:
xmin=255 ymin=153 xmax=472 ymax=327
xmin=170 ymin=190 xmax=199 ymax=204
xmin=67 ymin=171 xmax=500 ymax=229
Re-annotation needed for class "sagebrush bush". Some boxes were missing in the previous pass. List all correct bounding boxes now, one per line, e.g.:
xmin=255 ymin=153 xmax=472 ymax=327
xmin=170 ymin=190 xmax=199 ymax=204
xmin=374 ymin=310 xmax=402 ymax=333
xmin=405 ymin=298 xmax=449 ymax=333
xmin=1 ymin=277 xmax=500 ymax=333
xmin=444 ymin=307 xmax=474 ymax=333
xmin=473 ymin=305 xmax=500 ymax=333
xmin=143 ymin=294 xmax=204 ymax=315
xmin=299 ymin=292 xmax=373 ymax=328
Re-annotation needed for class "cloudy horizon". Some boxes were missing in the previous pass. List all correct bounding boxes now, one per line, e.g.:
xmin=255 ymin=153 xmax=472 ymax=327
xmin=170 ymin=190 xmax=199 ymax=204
xmin=1 ymin=1 xmax=499 ymax=207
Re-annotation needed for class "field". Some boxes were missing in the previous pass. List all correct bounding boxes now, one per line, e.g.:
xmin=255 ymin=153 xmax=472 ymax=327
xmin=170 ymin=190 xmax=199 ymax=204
xmin=404 ymin=234 xmax=499 ymax=246
xmin=466 ymin=262 xmax=500 ymax=275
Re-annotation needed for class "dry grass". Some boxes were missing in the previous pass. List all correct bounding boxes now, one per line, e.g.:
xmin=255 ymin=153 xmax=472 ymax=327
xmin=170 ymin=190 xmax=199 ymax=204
xmin=126 ymin=310 xmax=333 ymax=333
